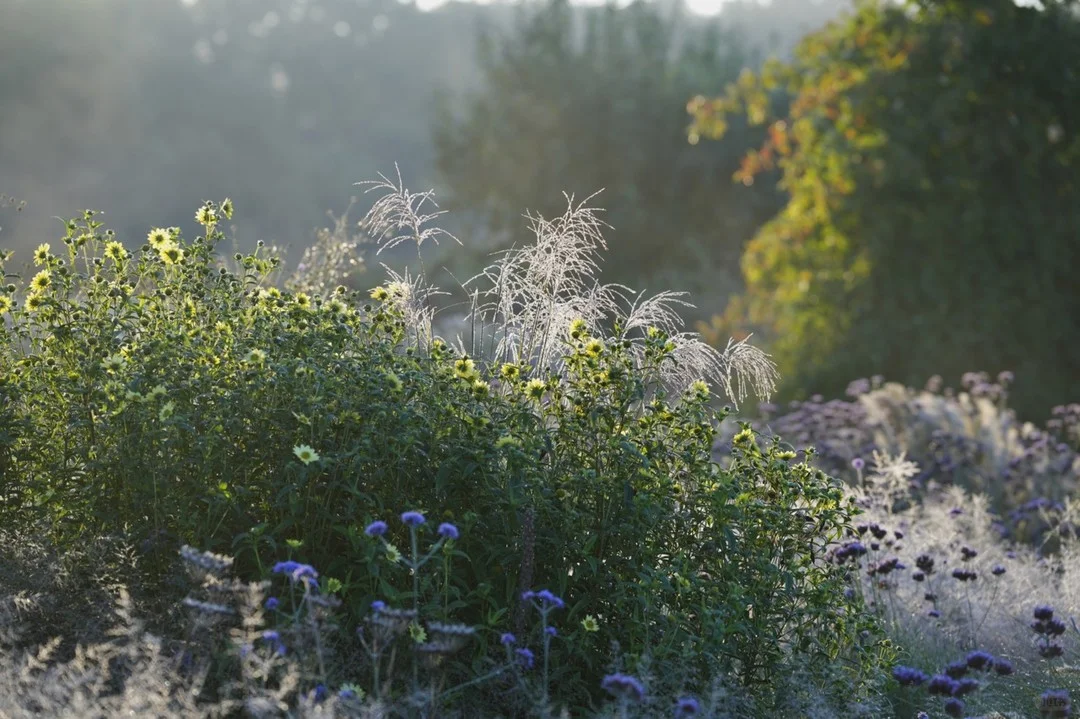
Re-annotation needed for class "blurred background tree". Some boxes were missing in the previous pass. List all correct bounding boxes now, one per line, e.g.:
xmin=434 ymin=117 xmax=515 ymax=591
xmin=690 ymin=0 xmax=1080 ymax=419
xmin=433 ymin=0 xmax=789 ymax=324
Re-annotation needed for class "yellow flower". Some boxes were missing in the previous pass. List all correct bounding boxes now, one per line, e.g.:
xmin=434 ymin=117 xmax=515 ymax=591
xmin=569 ymin=318 xmax=588 ymax=339
xmin=453 ymin=357 xmax=475 ymax=379
xmin=471 ymin=379 xmax=490 ymax=398
xmin=33 ymin=243 xmax=51 ymax=266
xmin=369 ymin=286 xmax=389 ymax=301
xmin=104 ymin=241 xmax=126 ymax=262
xmin=689 ymin=380 xmax=710 ymax=400
xmin=384 ymin=542 xmax=403 ymax=563
xmin=293 ymin=444 xmax=319 ymax=465
xmin=499 ymin=363 xmax=520 ymax=382
xmin=195 ymin=205 xmax=218 ymax=227
xmin=100 ymin=354 xmax=127 ymax=373
xmin=525 ymin=378 xmax=546 ymax=401
xmin=0 ymin=295 xmax=13 ymax=314
xmin=325 ymin=299 xmax=347 ymax=315
xmin=159 ymin=400 xmax=175 ymax=421
xmin=159 ymin=243 xmax=184 ymax=265
xmin=384 ymin=370 xmax=403 ymax=392
xmin=147 ymin=228 xmax=171 ymax=248
xmin=293 ymin=292 xmax=311 ymax=309
xmin=220 ymin=198 xmax=234 ymax=220
xmin=243 ymin=348 xmax=267 ymax=365
xmin=29 ymin=270 xmax=51 ymax=294
xmin=581 ymin=615 xmax=600 ymax=632
xmin=584 ymin=338 xmax=604 ymax=357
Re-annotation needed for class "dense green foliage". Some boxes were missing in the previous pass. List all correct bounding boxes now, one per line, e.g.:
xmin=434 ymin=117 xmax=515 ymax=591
xmin=0 ymin=200 xmax=887 ymax=714
xmin=690 ymin=0 xmax=1080 ymax=419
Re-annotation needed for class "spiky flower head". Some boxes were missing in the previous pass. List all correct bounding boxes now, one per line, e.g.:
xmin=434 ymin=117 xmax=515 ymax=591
xmin=500 ymin=363 xmax=521 ymax=382
xmin=437 ymin=522 xmax=459 ymax=540
xmin=581 ymin=615 xmax=599 ymax=632
xmin=471 ymin=379 xmax=489 ymax=398
xmin=584 ymin=338 xmax=603 ymax=357
xmin=293 ymin=444 xmax=319 ymax=465
xmin=0 ymin=295 xmax=13 ymax=314
xmin=370 ymin=286 xmax=390 ymax=301
xmin=453 ymin=357 xmax=475 ymax=379
xmin=100 ymin=354 xmax=127 ymax=373
xmin=365 ymin=521 xmax=388 ymax=537
xmin=220 ymin=197 xmax=234 ymax=220
xmin=24 ymin=294 xmax=44 ymax=312
xmin=385 ymin=543 xmax=403 ymax=563
xmin=243 ymin=348 xmax=267 ymax=365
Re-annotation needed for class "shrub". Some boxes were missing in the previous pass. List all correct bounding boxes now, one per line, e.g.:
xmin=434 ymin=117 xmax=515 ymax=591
xmin=0 ymin=185 xmax=886 ymax=714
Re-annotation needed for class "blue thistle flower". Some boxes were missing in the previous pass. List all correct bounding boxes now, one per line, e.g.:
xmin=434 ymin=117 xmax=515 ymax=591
xmin=545 ymin=626 xmax=557 ymax=636
xmin=264 ymin=597 xmax=280 ymax=610
xmin=601 ymin=673 xmax=646 ymax=703
xmin=966 ymin=651 xmax=994 ymax=671
xmin=437 ymin=522 xmax=459 ymax=540
xmin=500 ymin=632 xmax=516 ymax=646
xmin=364 ymin=520 xmax=388 ymax=537
xmin=1035 ymin=605 xmax=1056 ymax=621
xmin=371 ymin=600 xmax=386 ymax=612
xmin=993 ymin=658 xmax=1015 ymax=676
xmin=952 ymin=678 xmax=979 ymax=697
xmin=944 ymin=661 xmax=968 ymax=679
xmin=928 ymin=675 xmax=959 ymax=696
xmin=515 ymin=647 xmax=535 ymax=669
xmin=892 ymin=665 xmax=929 ymax=686
xmin=944 ymin=697 xmax=965 ymax=718
xmin=400 ymin=511 xmax=426 ymax=527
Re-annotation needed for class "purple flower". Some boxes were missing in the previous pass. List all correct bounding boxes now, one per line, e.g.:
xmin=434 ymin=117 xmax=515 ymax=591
xmin=400 ymin=511 xmax=426 ymax=527
xmin=892 ymin=665 xmax=929 ymax=686
xmin=262 ymin=630 xmax=281 ymax=642
xmin=601 ymin=673 xmax=646 ymax=703
xmin=944 ymin=660 xmax=968 ymax=679
xmin=527 ymin=589 xmax=565 ymax=610
xmin=1040 ymin=689 xmax=1071 ymax=718
xmin=500 ymin=632 xmax=516 ymax=646
xmin=960 ymin=546 xmax=978 ymax=561
xmin=313 ymin=684 xmax=328 ymax=703
xmin=675 ymin=697 xmax=701 ymax=716
xmin=916 ymin=555 xmax=936 ymax=574
xmin=966 ymin=650 xmax=994 ymax=671
xmin=1040 ymin=644 xmax=1065 ymax=659
xmin=928 ymin=675 xmax=958 ymax=696
xmin=949 ymin=507 xmax=964 ymax=517
xmin=992 ymin=564 xmax=1006 ymax=576
xmin=545 ymin=626 xmax=557 ymax=636
xmin=912 ymin=571 xmax=926 ymax=582
xmin=371 ymin=600 xmax=386 ymax=612
xmin=851 ymin=457 xmax=865 ymax=471
xmin=364 ymin=520 xmax=388 ymax=537
xmin=264 ymin=597 xmax=280 ymax=610
xmin=929 ymin=609 xmax=942 ymax=618
xmin=515 ymin=647 xmax=535 ymax=669
xmin=992 ymin=658 xmax=1015 ymax=675
xmin=944 ymin=697 xmax=965 ymax=718
xmin=272 ymin=560 xmax=318 ymax=583
xmin=1035 ymin=605 xmax=1056 ymax=621
xmin=952 ymin=678 xmax=979 ymax=696
xmin=952 ymin=568 xmax=977 ymax=582
xmin=437 ymin=522 xmax=459 ymax=540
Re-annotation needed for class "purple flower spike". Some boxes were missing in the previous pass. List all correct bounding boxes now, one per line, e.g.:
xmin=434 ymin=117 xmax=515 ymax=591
xmin=364 ymin=520 xmax=388 ymax=537
xmin=437 ymin=522 xmax=459 ymax=540
xmin=400 ymin=511 xmax=426 ymax=527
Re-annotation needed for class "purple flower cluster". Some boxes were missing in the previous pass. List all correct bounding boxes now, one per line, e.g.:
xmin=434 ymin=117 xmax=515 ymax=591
xmin=892 ymin=665 xmax=929 ymax=686
xmin=951 ymin=568 xmax=977 ymax=582
xmin=1040 ymin=689 xmax=1072 ymax=718
xmin=833 ymin=541 xmax=868 ymax=563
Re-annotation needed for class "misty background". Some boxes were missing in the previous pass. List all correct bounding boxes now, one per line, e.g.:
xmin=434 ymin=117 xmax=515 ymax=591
xmin=3 ymin=0 xmax=1077 ymax=418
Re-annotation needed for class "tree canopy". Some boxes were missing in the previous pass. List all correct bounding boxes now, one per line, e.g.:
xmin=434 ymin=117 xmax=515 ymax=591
xmin=690 ymin=0 xmax=1080 ymax=418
